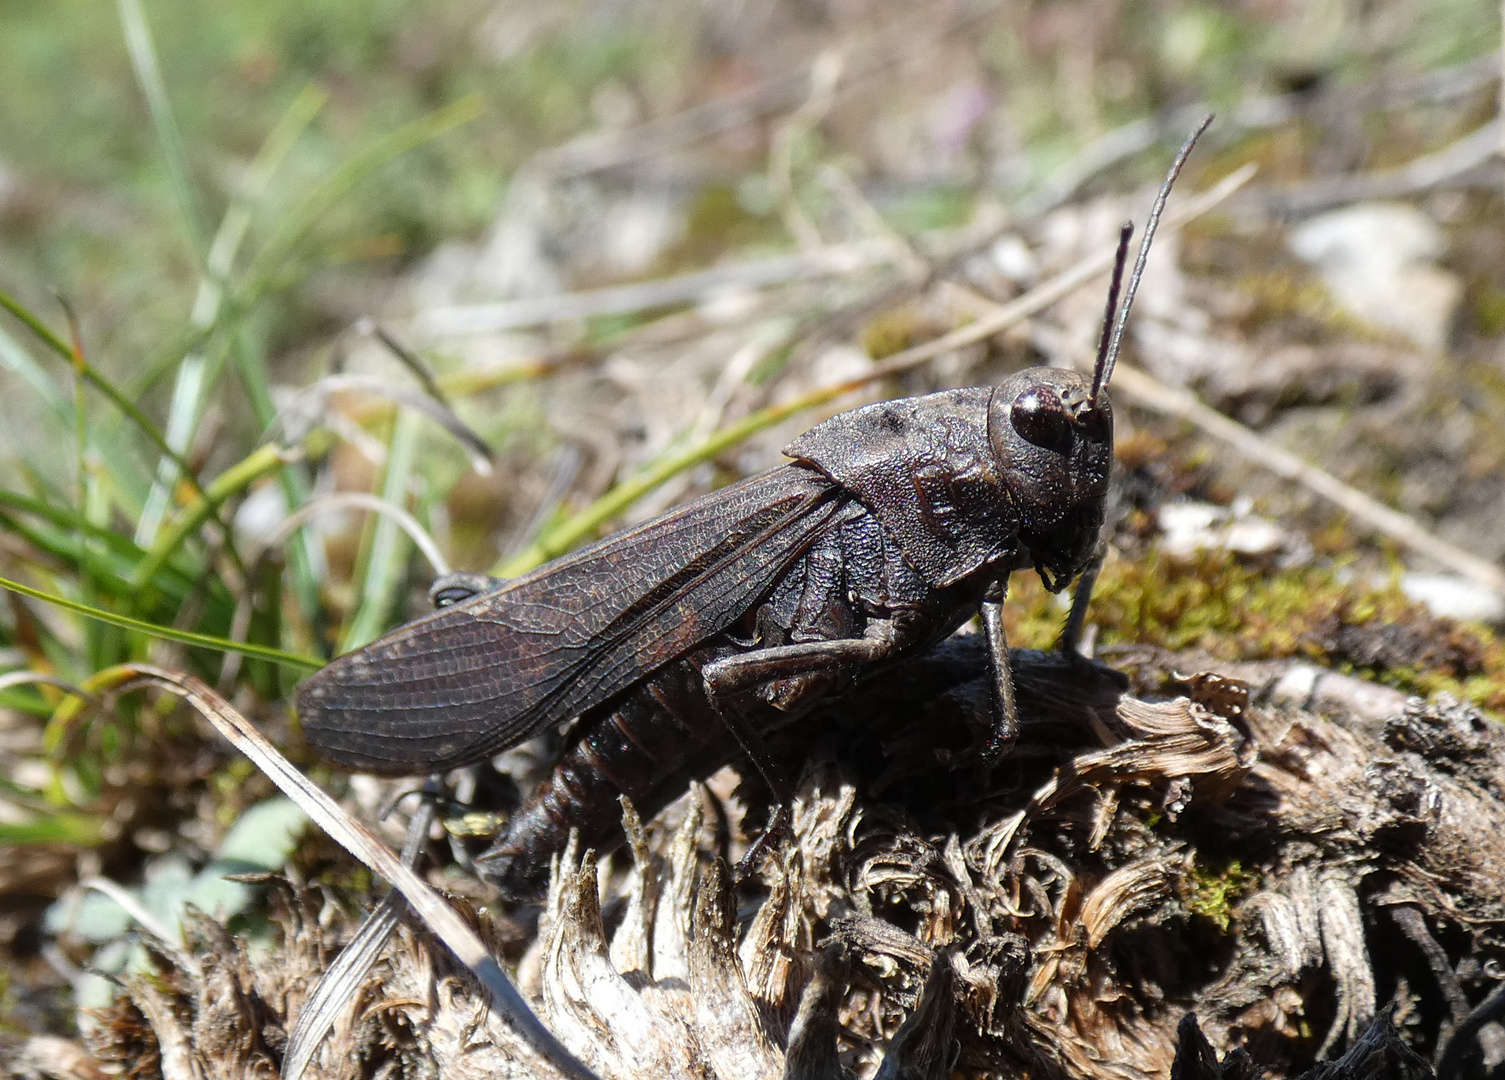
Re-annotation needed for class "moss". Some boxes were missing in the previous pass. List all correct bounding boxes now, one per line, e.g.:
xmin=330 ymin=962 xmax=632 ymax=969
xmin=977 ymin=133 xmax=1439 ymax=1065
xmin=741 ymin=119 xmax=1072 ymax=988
xmin=1007 ymin=547 xmax=1505 ymax=714
xmin=878 ymin=187 xmax=973 ymax=234
xmin=1468 ymin=276 xmax=1505 ymax=337
xmin=1185 ymin=857 xmax=1255 ymax=932
xmin=862 ymin=307 xmax=938 ymax=361
xmin=1230 ymin=270 xmax=1388 ymax=343
xmin=656 ymin=183 xmax=780 ymax=273
xmin=1204 ymin=127 xmax=1310 ymax=189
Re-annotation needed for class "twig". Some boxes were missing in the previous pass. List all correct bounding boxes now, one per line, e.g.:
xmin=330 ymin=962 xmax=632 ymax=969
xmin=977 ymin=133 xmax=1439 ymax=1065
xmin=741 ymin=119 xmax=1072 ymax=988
xmin=855 ymin=163 xmax=1257 ymax=382
xmin=411 ymin=240 xmax=894 ymax=338
xmin=1108 ymin=364 xmax=1505 ymax=593
xmin=819 ymin=164 xmax=929 ymax=280
xmin=1437 ymin=978 xmax=1505 ymax=1080
xmin=1387 ymin=905 xmax=1471 ymax=1043
xmin=1241 ymin=118 xmax=1502 ymax=217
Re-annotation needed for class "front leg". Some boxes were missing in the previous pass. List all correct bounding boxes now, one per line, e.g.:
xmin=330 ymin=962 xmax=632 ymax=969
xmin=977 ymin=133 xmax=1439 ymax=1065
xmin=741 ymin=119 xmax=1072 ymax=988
xmin=1057 ymin=539 xmax=1105 ymax=657
xmin=979 ymin=577 xmax=1019 ymax=766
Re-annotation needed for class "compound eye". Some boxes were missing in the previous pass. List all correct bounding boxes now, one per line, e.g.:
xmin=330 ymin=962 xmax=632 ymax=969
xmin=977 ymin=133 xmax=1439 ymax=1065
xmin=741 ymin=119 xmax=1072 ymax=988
xmin=429 ymin=571 xmax=499 ymax=608
xmin=1011 ymin=386 xmax=1072 ymax=452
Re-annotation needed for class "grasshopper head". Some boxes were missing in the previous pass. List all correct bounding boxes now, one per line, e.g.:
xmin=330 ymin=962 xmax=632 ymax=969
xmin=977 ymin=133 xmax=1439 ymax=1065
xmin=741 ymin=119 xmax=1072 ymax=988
xmin=988 ymin=367 xmax=1112 ymax=591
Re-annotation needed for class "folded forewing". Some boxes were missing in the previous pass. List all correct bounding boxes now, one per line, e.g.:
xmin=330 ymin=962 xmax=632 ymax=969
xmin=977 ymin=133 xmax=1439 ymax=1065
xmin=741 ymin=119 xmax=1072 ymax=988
xmin=296 ymin=466 xmax=849 ymax=773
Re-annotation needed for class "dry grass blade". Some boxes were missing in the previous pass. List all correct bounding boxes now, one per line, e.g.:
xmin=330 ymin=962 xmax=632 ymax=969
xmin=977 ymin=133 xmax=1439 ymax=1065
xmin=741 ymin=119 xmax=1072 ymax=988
xmin=1246 ymin=118 xmax=1503 ymax=216
xmin=219 ymin=491 xmax=449 ymax=686
xmin=413 ymin=242 xmax=892 ymax=338
xmin=363 ymin=320 xmax=455 ymax=408
xmin=256 ymin=491 xmax=449 ymax=577
xmin=76 ymin=876 xmax=182 ymax=952
xmin=1018 ymin=53 xmax=1497 ymax=218
xmin=526 ymin=3 xmax=995 ymax=181
xmin=771 ymin=50 xmax=844 ymax=254
xmin=274 ymin=373 xmax=494 ymax=476
xmin=98 ymin=663 xmax=602 ymax=1080
xmin=281 ymin=789 xmax=438 ymax=1080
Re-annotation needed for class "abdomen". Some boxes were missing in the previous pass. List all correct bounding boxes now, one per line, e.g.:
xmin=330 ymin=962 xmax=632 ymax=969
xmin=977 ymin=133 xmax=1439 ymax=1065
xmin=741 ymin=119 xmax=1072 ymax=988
xmin=474 ymin=645 xmax=733 ymax=898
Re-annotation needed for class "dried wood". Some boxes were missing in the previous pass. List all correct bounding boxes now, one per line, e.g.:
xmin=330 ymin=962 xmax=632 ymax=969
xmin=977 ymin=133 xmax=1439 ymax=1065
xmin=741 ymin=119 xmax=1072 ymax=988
xmin=80 ymin=641 xmax=1505 ymax=1080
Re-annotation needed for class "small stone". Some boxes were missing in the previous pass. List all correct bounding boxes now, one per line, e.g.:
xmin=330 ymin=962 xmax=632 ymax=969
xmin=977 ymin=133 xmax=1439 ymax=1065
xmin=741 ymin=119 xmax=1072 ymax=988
xmin=1158 ymin=501 xmax=1297 ymax=560
xmin=1400 ymin=572 xmax=1505 ymax=624
xmin=1288 ymin=202 xmax=1462 ymax=353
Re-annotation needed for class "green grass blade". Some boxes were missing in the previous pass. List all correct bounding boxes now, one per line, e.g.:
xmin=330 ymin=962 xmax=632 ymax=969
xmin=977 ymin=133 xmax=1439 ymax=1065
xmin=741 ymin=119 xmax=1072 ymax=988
xmin=0 ymin=507 xmax=234 ymax=630
xmin=497 ymin=391 xmax=825 ymax=577
xmin=231 ymin=337 xmax=325 ymax=649
xmin=138 ymin=85 xmax=327 ymax=546
xmin=70 ymin=348 xmax=100 ymax=664
xmin=340 ymin=412 xmax=420 ymax=652
xmin=242 ymin=95 xmax=483 ymax=296
xmin=116 ymin=0 xmax=207 ymax=259
xmin=0 ymin=290 xmax=251 ymax=586
xmin=0 ymin=324 xmax=149 ymax=506
xmin=0 ymin=689 xmax=53 ymax=718
xmin=0 ymin=510 xmax=195 ymax=609
xmin=0 ymin=812 xmax=106 ymax=847
xmin=0 ymin=291 xmax=208 ymax=511
xmin=132 ymin=443 xmax=292 ymax=594
xmin=130 ymin=95 xmax=483 ymax=401
xmin=0 ymin=489 xmax=199 ymax=574
xmin=0 ymin=322 xmax=69 ymax=422
xmin=125 ymin=97 xmax=479 ymax=638
xmin=0 ymin=574 xmax=321 ymax=670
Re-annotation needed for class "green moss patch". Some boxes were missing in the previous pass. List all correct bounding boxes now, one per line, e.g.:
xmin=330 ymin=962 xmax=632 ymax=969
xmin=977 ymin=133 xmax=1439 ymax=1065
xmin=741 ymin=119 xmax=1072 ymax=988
xmin=1008 ymin=548 xmax=1505 ymax=714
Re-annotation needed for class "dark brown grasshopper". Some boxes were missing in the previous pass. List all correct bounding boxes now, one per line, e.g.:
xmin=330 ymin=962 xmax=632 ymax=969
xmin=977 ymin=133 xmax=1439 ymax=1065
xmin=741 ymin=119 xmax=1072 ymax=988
xmin=296 ymin=122 xmax=1209 ymax=897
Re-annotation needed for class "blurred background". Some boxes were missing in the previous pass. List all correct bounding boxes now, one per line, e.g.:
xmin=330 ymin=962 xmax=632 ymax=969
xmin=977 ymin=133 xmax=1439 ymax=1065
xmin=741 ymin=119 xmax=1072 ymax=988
xmin=2 ymin=0 xmax=1505 ymax=1056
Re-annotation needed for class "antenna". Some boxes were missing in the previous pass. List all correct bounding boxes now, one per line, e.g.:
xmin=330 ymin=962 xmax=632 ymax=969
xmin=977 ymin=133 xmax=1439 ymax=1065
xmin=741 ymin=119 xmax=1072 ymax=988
xmin=1092 ymin=113 xmax=1214 ymax=404
xmin=1090 ymin=222 xmax=1134 ymax=406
